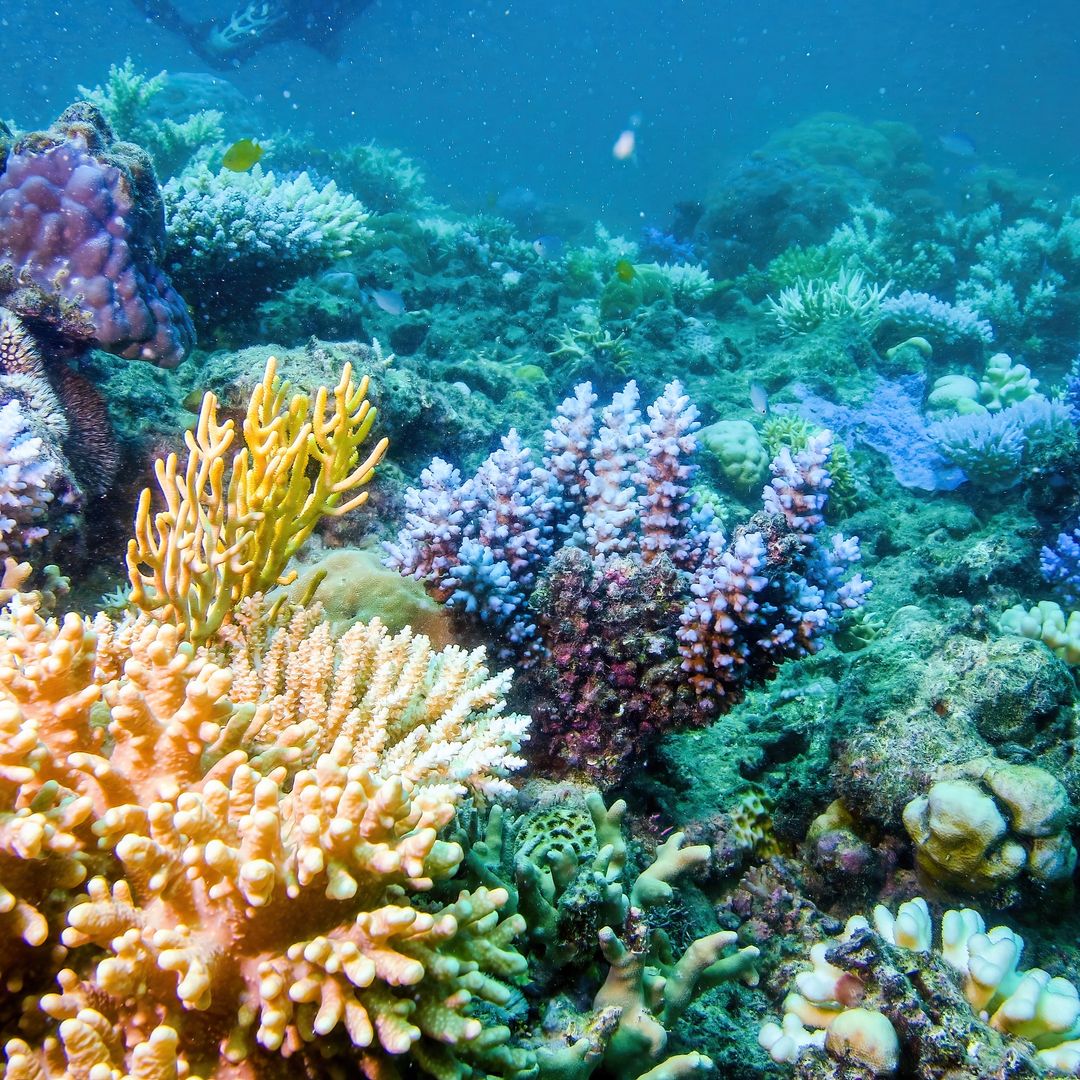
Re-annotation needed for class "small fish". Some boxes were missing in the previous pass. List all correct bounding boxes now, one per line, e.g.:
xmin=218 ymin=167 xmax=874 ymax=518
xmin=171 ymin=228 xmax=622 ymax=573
xmin=938 ymin=131 xmax=976 ymax=158
xmin=319 ymin=270 xmax=362 ymax=299
xmin=222 ymin=138 xmax=264 ymax=172
xmin=749 ymin=381 xmax=770 ymax=416
xmin=614 ymin=259 xmax=636 ymax=283
xmin=612 ymin=128 xmax=636 ymax=161
xmin=533 ymin=235 xmax=564 ymax=259
xmin=368 ymin=287 xmax=406 ymax=315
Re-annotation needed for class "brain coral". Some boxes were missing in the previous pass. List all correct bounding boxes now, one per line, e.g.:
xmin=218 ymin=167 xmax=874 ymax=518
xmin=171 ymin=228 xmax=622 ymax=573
xmin=0 ymin=103 xmax=194 ymax=366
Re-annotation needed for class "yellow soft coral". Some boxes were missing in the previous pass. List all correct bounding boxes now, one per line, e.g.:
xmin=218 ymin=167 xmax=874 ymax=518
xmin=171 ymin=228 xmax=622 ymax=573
xmin=126 ymin=356 xmax=388 ymax=645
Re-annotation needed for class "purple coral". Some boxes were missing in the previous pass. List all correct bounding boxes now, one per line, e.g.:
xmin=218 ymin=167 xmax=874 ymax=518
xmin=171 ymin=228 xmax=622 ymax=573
xmin=879 ymin=290 xmax=994 ymax=345
xmin=388 ymin=382 xmax=869 ymax=784
xmin=0 ymin=104 xmax=193 ymax=367
xmin=1040 ymin=529 xmax=1080 ymax=608
xmin=0 ymin=395 xmax=81 ymax=556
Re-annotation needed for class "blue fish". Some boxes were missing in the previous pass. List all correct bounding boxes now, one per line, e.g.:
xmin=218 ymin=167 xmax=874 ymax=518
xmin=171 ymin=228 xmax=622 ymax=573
xmin=939 ymin=131 xmax=977 ymax=158
xmin=533 ymin=235 xmax=564 ymax=259
xmin=367 ymin=288 xmax=406 ymax=315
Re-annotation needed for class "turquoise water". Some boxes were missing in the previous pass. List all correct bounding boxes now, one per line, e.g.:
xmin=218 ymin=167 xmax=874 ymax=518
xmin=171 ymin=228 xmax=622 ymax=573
xmin=3 ymin=4 xmax=1080 ymax=1080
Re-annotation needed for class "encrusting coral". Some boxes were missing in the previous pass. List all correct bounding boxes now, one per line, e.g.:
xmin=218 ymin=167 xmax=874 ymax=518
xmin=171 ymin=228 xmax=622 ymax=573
xmin=0 ymin=360 xmax=535 ymax=1080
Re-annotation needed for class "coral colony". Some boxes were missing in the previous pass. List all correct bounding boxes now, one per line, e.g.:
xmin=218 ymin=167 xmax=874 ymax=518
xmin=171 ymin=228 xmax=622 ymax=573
xmin=4 ymin=59 xmax=1080 ymax=1080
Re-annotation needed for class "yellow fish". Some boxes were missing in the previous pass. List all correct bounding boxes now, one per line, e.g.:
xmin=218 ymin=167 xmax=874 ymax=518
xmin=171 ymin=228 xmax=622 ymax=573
xmin=222 ymin=138 xmax=264 ymax=172
xmin=614 ymin=258 xmax=636 ymax=283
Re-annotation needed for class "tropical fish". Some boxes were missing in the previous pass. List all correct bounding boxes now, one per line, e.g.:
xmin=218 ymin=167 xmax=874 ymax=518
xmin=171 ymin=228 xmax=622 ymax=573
xmin=368 ymin=288 xmax=406 ymax=315
xmin=319 ymin=270 xmax=362 ymax=299
xmin=614 ymin=259 xmax=636 ymax=283
xmin=612 ymin=128 xmax=636 ymax=161
xmin=533 ymin=235 xmax=564 ymax=259
xmin=938 ymin=131 xmax=976 ymax=158
xmin=222 ymin=138 xmax=264 ymax=171
xmin=749 ymin=381 xmax=770 ymax=416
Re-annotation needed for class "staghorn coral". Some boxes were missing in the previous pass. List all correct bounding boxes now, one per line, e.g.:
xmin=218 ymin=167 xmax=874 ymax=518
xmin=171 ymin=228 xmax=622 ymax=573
xmin=126 ymin=355 xmax=388 ymax=645
xmin=389 ymin=383 xmax=868 ymax=784
xmin=0 ymin=103 xmax=194 ymax=367
xmin=0 ymin=593 xmax=532 ymax=1080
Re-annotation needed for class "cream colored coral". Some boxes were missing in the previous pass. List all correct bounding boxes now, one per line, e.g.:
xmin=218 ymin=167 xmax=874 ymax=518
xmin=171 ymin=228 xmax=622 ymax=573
xmin=761 ymin=898 xmax=1080 ymax=1074
xmin=0 ymin=599 xmax=531 ymax=1080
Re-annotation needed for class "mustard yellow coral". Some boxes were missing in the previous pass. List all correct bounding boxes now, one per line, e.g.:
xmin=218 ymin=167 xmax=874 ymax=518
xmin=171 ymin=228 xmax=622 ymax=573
xmin=126 ymin=356 xmax=389 ymax=645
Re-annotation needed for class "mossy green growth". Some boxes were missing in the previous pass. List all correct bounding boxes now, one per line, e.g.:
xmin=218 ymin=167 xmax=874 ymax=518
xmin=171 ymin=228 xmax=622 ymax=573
xmin=765 ymin=243 xmax=842 ymax=290
xmin=513 ymin=363 xmax=550 ymax=388
xmin=761 ymin=415 xmax=859 ymax=518
xmin=599 ymin=265 xmax=672 ymax=320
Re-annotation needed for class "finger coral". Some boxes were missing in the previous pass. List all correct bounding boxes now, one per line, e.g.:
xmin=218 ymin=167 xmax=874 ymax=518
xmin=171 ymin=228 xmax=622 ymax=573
xmin=760 ymin=897 xmax=1080 ymax=1077
xmin=0 ymin=596 xmax=532 ymax=1080
xmin=1 ymin=359 xmax=533 ymax=1080
xmin=127 ymin=355 xmax=389 ymax=644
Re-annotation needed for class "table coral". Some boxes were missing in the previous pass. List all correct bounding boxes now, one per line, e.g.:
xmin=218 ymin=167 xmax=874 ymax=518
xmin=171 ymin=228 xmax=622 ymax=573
xmin=0 ymin=104 xmax=194 ymax=367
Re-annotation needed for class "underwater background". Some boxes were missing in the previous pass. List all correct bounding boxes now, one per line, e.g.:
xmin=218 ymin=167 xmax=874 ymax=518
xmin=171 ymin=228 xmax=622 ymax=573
xmin=4 ymin=2 xmax=1080 ymax=1079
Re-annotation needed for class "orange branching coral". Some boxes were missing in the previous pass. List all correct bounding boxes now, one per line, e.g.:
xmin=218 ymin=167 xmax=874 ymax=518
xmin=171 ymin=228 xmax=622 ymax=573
xmin=126 ymin=356 xmax=389 ymax=645
xmin=0 ymin=599 xmax=532 ymax=1080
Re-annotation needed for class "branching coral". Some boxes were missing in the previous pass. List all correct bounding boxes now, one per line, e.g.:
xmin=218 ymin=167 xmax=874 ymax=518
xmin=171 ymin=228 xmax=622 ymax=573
xmin=0 ymin=356 xmax=539 ymax=1080
xmin=767 ymin=268 xmax=889 ymax=336
xmin=163 ymin=163 xmax=370 ymax=325
xmin=127 ymin=356 xmax=388 ymax=645
xmin=458 ymin=791 xmax=759 ymax=1080
xmin=0 ymin=595 xmax=532 ymax=1080
xmin=388 ymin=383 xmax=868 ymax=783
xmin=77 ymin=58 xmax=223 ymax=178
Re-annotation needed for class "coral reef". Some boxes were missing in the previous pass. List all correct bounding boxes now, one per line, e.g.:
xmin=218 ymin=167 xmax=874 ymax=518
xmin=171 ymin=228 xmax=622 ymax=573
xmin=388 ymin=381 xmax=868 ymax=783
xmin=0 ymin=362 xmax=533 ymax=1080
xmin=162 ymin=163 xmax=369 ymax=329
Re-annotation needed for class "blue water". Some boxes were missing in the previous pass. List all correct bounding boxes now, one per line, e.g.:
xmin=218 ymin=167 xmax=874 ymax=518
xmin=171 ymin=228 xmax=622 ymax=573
xmin=4 ymin=0 xmax=1078 ymax=229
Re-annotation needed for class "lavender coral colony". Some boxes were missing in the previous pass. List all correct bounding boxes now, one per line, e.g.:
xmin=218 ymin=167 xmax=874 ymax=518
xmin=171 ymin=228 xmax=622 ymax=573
xmin=386 ymin=380 xmax=869 ymax=783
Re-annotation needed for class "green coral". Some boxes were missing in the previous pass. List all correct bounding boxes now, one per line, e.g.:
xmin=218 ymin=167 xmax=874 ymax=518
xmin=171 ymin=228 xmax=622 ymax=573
xmin=766 ymin=267 xmax=889 ymax=336
xmin=765 ymin=244 xmax=841 ymax=290
xmin=761 ymin=416 xmax=859 ymax=517
xmin=699 ymin=420 xmax=770 ymax=492
xmin=78 ymin=58 xmax=223 ymax=177
xmin=456 ymin=792 xmax=759 ymax=1080
xmin=599 ymin=266 xmax=672 ymax=321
